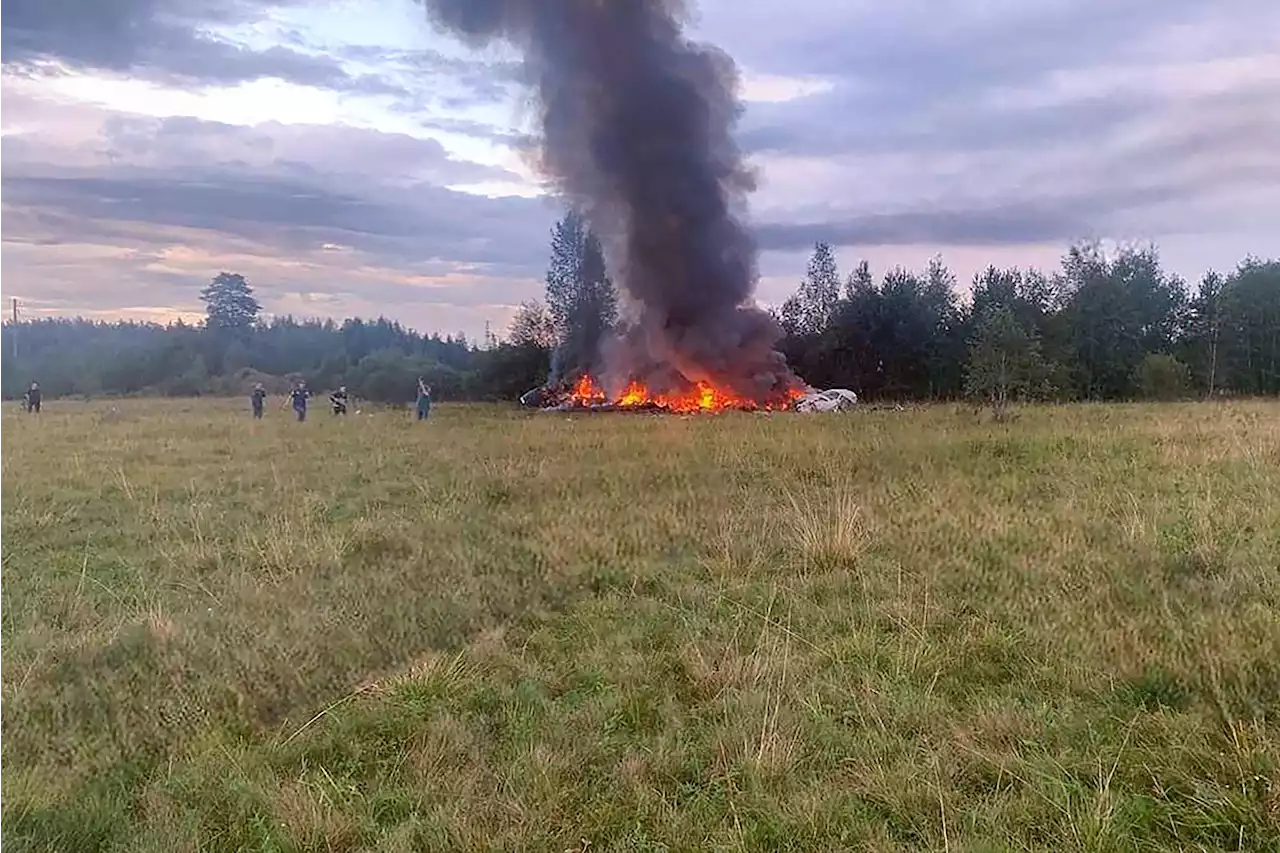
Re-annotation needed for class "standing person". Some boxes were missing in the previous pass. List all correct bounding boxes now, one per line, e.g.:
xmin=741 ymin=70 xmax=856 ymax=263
xmin=290 ymin=381 xmax=309 ymax=422
xmin=25 ymin=381 xmax=41 ymax=414
xmin=251 ymin=382 xmax=267 ymax=419
xmin=329 ymin=385 xmax=349 ymax=416
xmin=415 ymin=378 xmax=432 ymax=421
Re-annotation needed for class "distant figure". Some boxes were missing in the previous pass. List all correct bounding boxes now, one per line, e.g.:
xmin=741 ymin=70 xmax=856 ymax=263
xmin=290 ymin=382 xmax=309 ymax=422
xmin=251 ymin=383 xmax=267 ymax=419
xmin=330 ymin=385 xmax=349 ymax=416
xmin=415 ymin=378 xmax=432 ymax=421
xmin=24 ymin=381 xmax=41 ymax=414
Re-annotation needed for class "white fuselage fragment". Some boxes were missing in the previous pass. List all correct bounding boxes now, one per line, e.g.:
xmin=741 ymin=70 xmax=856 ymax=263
xmin=795 ymin=388 xmax=859 ymax=412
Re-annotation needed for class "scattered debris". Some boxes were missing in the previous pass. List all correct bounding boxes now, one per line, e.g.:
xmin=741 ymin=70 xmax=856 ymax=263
xmin=520 ymin=387 xmax=549 ymax=408
xmin=524 ymin=382 xmax=866 ymax=413
xmin=795 ymin=388 xmax=859 ymax=412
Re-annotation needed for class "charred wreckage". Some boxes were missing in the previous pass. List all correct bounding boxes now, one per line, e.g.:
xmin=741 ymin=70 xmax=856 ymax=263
xmin=521 ymin=377 xmax=859 ymax=414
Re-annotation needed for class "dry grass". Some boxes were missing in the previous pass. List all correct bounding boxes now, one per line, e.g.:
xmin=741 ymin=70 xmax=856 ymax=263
xmin=2 ymin=398 xmax=1279 ymax=852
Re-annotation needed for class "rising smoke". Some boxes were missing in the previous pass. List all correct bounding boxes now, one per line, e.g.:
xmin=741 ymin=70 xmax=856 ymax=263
xmin=419 ymin=0 xmax=805 ymax=404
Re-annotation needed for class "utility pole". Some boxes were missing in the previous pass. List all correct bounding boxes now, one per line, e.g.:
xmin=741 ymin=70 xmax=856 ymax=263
xmin=11 ymin=298 xmax=17 ymax=360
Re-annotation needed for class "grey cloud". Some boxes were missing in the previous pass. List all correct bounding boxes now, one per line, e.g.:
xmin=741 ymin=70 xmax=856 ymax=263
xmin=339 ymin=46 xmax=521 ymax=85
xmin=705 ymin=0 xmax=1229 ymax=87
xmin=364 ymin=49 xmax=527 ymax=128
xmin=4 ymin=0 xmax=1278 ymax=327
xmin=753 ymin=180 xmax=1207 ymax=252
xmin=720 ymin=0 xmax=1280 ymax=249
xmin=4 ymin=217 xmax=532 ymax=313
xmin=754 ymin=154 xmax=1280 ymax=252
xmin=277 ymin=272 xmax=546 ymax=310
xmin=89 ymin=114 xmax=523 ymax=187
xmin=0 ymin=0 xmax=405 ymax=94
xmin=757 ymin=205 xmax=1085 ymax=252
xmin=2 ymin=182 xmax=551 ymax=335
xmin=1 ymin=100 xmax=559 ymax=324
xmin=739 ymin=90 xmax=1150 ymax=160
xmin=3 ymin=172 xmax=553 ymax=269
xmin=414 ymin=116 xmax=532 ymax=148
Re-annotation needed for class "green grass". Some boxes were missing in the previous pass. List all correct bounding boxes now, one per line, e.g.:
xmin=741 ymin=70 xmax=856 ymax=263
xmin=2 ymin=398 xmax=1278 ymax=852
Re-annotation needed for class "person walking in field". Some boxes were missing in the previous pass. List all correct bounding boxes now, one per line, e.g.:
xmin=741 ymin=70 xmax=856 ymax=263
xmin=24 ymin=381 xmax=41 ymax=414
xmin=289 ymin=381 xmax=310 ymax=422
xmin=251 ymin=383 xmax=267 ymax=419
xmin=330 ymin=385 xmax=349 ymax=416
xmin=415 ymin=378 xmax=432 ymax=421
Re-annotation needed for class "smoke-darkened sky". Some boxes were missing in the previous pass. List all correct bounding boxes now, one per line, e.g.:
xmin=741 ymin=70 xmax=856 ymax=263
xmin=3 ymin=0 xmax=1277 ymax=338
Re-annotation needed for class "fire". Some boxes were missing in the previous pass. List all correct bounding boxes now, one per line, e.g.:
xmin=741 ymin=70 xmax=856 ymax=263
xmin=572 ymin=374 xmax=607 ymax=405
xmin=566 ymin=375 xmax=803 ymax=412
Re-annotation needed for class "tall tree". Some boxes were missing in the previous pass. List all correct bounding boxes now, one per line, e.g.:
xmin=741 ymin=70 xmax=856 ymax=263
xmin=1058 ymin=242 xmax=1187 ymax=399
xmin=793 ymin=241 xmax=841 ymax=334
xmin=921 ymin=255 xmax=965 ymax=397
xmin=544 ymin=210 xmax=618 ymax=381
xmin=779 ymin=294 xmax=804 ymax=337
xmin=965 ymin=304 xmax=1047 ymax=412
xmin=875 ymin=266 xmax=951 ymax=399
xmin=844 ymin=259 xmax=874 ymax=301
xmin=1217 ymin=258 xmax=1280 ymax=396
xmin=810 ymin=260 xmax=881 ymax=394
xmin=970 ymin=265 xmax=1069 ymax=398
xmin=508 ymin=301 xmax=558 ymax=349
xmin=200 ymin=272 xmax=261 ymax=331
xmin=1182 ymin=271 xmax=1225 ymax=396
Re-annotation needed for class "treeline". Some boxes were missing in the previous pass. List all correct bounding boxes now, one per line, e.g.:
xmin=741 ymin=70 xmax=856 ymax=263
xmin=3 ymin=235 xmax=1277 ymax=405
xmin=771 ymin=242 xmax=1280 ymax=402
xmin=0 ymin=315 xmax=549 ymax=403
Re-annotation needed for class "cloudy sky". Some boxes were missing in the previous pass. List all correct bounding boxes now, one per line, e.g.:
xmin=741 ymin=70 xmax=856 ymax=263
xmin=3 ymin=0 xmax=1277 ymax=339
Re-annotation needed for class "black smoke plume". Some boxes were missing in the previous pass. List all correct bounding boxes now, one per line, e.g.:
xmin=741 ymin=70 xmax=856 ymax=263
xmin=419 ymin=0 xmax=806 ymax=403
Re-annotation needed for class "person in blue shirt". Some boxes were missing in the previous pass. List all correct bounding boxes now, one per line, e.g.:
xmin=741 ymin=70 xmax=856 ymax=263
xmin=289 ymin=381 xmax=310 ymax=422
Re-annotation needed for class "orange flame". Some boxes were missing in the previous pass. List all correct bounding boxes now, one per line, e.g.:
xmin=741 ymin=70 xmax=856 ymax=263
xmin=567 ymin=375 xmax=802 ymax=412
xmin=572 ymin=374 xmax=607 ymax=405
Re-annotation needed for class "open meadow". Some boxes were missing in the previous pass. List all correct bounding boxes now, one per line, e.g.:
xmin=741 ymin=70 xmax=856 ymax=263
xmin=2 ymin=398 xmax=1278 ymax=852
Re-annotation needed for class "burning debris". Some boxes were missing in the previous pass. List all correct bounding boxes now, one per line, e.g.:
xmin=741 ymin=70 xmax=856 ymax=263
xmin=531 ymin=375 xmax=806 ymax=413
xmin=522 ymin=377 xmax=858 ymax=413
xmin=420 ymin=0 xmax=810 ymax=409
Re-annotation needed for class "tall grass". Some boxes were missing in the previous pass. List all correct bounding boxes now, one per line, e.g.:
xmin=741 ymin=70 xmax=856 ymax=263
xmin=2 ymin=398 xmax=1277 ymax=851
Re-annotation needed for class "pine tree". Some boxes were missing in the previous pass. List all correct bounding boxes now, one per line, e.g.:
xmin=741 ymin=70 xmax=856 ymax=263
xmin=543 ymin=210 xmax=618 ymax=380
xmin=844 ymin=259 xmax=874 ymax=301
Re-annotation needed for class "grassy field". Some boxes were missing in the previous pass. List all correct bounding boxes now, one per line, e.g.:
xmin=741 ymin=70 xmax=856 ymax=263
xmin=2 ymin=397 xmax=1277 ymax=852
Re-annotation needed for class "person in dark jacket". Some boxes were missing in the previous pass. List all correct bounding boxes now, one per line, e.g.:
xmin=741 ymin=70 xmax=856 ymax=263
xmin=24 ymin=381 xmax=41 ymax=414
xmin=289 ymin=382 xmax=309 ymax=422
xmin=329 ymin=386 xmax=349 ymax=415
xmin=251 ymin=383 xmax=267 ymax=419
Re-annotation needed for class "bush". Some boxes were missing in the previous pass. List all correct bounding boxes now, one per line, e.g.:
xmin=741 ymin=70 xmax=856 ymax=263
xmin=1135 ymin=353 xmax=1191 ymax=401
